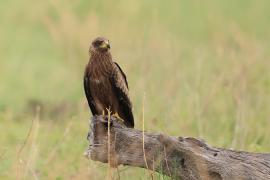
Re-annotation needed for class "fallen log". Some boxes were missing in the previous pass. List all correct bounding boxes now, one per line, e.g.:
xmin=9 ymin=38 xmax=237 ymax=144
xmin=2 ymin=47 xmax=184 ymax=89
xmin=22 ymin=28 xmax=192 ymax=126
xmin=85 ymin=115 xmax=270 ymax=180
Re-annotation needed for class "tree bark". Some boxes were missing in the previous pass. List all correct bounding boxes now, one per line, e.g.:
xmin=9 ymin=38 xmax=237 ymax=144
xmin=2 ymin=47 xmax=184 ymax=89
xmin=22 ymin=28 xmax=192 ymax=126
xmin=85 ymin=115 xmax=270 ymax=180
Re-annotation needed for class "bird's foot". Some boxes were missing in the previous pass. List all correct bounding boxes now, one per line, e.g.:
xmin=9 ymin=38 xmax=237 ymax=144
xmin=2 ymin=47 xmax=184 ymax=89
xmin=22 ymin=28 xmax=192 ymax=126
xmin=112 ymin=112 xmax=124 ymax=122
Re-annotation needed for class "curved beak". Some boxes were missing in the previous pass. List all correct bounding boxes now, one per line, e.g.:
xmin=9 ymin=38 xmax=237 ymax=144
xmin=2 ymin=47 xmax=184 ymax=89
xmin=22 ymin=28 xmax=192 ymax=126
xmin=100 ymin=40 xmax=110 ymax=49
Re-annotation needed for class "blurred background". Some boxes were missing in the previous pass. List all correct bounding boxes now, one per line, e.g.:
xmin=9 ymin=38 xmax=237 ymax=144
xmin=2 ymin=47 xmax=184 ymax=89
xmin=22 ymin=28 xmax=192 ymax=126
xmin=0 ymin=0 xmax=270 ymax=179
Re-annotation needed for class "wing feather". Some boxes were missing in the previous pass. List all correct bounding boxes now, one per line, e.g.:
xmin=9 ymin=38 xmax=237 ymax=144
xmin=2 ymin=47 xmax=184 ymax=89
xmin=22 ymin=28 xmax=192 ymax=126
xmin=114 ymin=62 xmax=129 ymax=89
xmin=84 ymin=71 xmax=98 ymax=115
xmin=110 ymin=63 xmax=134 ymax=128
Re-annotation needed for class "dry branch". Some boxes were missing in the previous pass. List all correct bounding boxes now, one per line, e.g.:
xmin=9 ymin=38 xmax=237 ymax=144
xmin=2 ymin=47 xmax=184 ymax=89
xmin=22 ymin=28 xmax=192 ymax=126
xmin=85 ymin=115 xmax=270 ymax=180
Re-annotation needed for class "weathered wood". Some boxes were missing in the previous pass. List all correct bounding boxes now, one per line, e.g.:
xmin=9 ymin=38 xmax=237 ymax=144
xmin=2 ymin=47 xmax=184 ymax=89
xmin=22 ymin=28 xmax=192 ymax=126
xmin=85 ymin=115 xmax=270 ymax=180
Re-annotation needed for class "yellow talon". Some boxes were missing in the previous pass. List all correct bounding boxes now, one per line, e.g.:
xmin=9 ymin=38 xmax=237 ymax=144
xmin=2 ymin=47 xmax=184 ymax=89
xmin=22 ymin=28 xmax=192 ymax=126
xmin=113 ymin=112 xmax=124 ymax=122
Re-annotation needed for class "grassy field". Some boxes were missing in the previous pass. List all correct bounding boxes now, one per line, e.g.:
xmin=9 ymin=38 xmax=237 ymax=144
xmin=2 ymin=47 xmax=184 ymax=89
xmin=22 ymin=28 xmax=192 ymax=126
xmin=1 ymin=0 xmax=270 ymax=179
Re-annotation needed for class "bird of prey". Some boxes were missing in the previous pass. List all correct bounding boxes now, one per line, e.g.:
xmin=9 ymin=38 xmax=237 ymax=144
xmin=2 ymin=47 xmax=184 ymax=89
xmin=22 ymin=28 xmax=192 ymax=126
xmin=84 ymin=37 xmax=134 ymax=128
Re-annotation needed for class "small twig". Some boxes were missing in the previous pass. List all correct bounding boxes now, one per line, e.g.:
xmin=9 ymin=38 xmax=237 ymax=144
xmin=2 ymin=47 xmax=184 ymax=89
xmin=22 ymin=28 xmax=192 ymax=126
xmin=45 ymin=122 xmax=73 ymax=164
xmin=16 ymin=106 xmax=40 ymax=180
xmin=20 ymin=158 xmax=39 ymax=180
xmin=142 ymin=94 xmax=148 ymax=169
xmin=116 ymin=167 xmax=121 ymax=180
xmin=114 ymin=132 xmax=121 ymax=180
xmin=142 ymin=93 xmax=154 ymax=180
xmin=163 ymin=146 xmax=171 ymax=177
xmin=17 ymin=107 xmax=39 ymax=156
xmin=106 ymin=108 xmax=112 ymax=180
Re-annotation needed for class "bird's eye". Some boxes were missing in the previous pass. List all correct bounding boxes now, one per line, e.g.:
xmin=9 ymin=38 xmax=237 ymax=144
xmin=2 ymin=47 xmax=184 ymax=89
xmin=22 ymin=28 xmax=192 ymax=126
xmin=94 ymin=41 xmax=102 ymax=47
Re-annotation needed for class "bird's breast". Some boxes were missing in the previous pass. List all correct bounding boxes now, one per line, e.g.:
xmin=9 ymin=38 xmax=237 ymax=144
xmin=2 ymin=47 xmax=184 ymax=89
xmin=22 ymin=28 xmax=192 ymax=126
xmin=90 ymin=76 xmax=110 ymax=90
xmin=90 ymin=76 xmax=112 ymax=99
xmin=92 ymin=78 xmax=102 ymax=84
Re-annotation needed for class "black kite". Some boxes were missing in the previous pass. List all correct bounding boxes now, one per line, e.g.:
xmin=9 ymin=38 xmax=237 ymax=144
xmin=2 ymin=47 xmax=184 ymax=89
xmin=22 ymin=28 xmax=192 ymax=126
xmin=84 ymin=37 xmax=134 ymax=128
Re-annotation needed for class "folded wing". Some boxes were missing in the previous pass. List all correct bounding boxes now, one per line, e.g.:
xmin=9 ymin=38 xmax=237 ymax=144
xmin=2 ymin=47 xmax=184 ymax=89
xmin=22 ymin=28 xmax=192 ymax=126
xmin=110 ymin=62 xmax=134 ymax=127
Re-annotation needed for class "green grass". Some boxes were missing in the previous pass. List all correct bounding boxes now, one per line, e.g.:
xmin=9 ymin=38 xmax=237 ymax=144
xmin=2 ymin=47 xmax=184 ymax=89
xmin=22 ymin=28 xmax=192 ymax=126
xmin=0 ymin=0 xmax=270 ymax=179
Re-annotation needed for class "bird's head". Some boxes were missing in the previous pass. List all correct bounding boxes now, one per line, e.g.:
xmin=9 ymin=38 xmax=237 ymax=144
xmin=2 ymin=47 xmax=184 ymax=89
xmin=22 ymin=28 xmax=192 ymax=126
xmin=90 ymin=37 xmax=110 ymax=54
